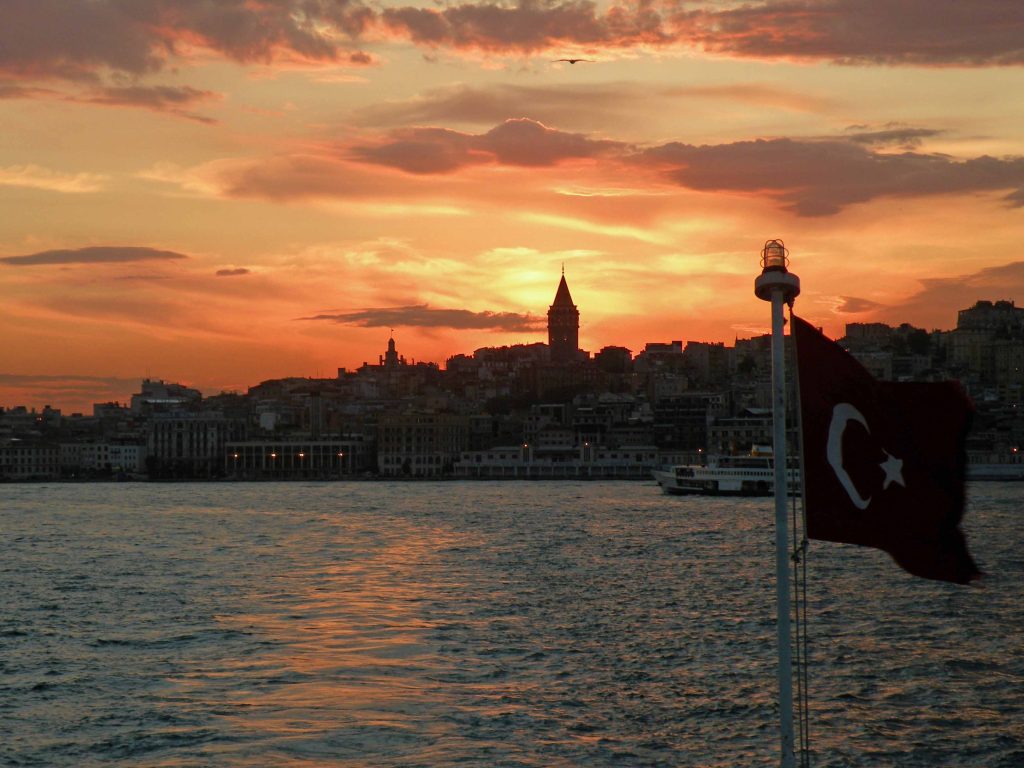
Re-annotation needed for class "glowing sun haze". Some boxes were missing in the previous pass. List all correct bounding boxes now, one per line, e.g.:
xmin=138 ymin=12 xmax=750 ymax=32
xmin=3 ymin=0 xmax=1024 ymax=411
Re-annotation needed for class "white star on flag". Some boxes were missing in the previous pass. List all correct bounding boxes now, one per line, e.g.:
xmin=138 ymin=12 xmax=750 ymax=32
xmin=879 ymin=452 xmax=905 ymax=490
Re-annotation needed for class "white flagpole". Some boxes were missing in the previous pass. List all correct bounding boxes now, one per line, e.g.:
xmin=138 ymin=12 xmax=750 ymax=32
xmin=754 ymin=240 xmax=801 ymax=768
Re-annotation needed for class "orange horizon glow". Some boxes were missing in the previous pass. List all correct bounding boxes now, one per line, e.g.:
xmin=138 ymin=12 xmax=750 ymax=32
xmin=3 ymin=2 xmax=1024 ymax=413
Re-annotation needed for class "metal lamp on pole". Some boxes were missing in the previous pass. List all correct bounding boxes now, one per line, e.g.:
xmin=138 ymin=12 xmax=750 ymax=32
xmin=754 ymin=239 xmax=800 ymax=768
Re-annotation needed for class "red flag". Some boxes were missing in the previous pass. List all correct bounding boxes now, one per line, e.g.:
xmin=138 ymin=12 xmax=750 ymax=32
xmin=793 ymin=315 xmax=980 ymax=584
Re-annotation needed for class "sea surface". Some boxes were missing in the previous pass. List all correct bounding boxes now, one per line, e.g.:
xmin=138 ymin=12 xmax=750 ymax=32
xmin=2 ymin=481 xmax=1022 ymax=767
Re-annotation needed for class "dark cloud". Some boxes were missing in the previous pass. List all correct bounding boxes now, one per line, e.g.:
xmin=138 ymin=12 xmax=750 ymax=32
xmin=836 ymin=296 xmax=885 ymax=313
xmin=218 ymin=153 xmax=432 ymax=201
xmin=0 ymin=81 xmax=56 ymax=99
xmin=302 ymin=304 xmax=543 ymax=331
xmin=874 ymin=261 xmax=1024 ymax=329
xmin=844 ymin=126 xmax=943 ymax=149
xmin=378 ymin=0 xmax=1024 ymax=66
xmin=1006 ymin=188 xmax=1024 ymax=207
xmin=0 ymin=372 xmax=139 ymax=389
xmin=215 ymin=267 xmax=251 ymax=277
xmin=0 ymin=373 xmax=142 ymax=409
xmin=353 ymin=127 xmax=478 ymax=174
xmin=85 ymin=84 xmax=214 ymax=107
xmin=90 ymin=84 xmax=209 ymax=107
xmin=0 ymin=0 xmax=160 ymax=80
xmin=0 ymin=0 xmax=371 ymax=82
xmin=640 ymin=138 xmax=1024 ymax=216
xmin=352 ymin=118 xmax=621 ymax=173
xmin=2 ymin=0 xmax=1022 ymax=87
xmin=217 ymin=117 xmax=1024 ymax=216
xmin=1 ymin=78 xmax=217 ymax=121
xmin=348 ymin=51 xmax=374 ymax=65
xmin=77 ymin=84 xmax=219 ymax=122
xmin=1 ymin=246 xmax=189 ymax=266
xmin=380 ymin=0 xmax=668 ymax=53
xmin=673 ymin=0 xmax=1024 ymax=67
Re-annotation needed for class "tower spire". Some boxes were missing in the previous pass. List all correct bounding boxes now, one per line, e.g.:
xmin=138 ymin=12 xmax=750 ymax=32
xmin=548 ymin=270 xmax=579 ymax=364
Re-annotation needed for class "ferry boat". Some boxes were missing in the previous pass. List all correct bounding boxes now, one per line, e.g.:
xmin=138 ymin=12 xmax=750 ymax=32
xmin=653 ymin=448 xmax=800 ymax=496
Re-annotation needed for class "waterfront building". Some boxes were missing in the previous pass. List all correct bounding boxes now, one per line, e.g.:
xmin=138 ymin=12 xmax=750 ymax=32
xmin=377 ymin=411 xmax=469 ymax=477
xmin=60 ymin=441 xmax=147 ymax=476
xmin=0 ymin=439 xmax=60 ymax=480
xmin=147 ymin=413 xmax=245 ymax=478
xmin=225 ymin=438 xmax=368 ymax=479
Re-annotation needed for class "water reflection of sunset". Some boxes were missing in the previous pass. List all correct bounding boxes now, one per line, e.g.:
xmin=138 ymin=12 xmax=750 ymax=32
xmin=210 ymin=518 xmax=476 ymax=758
xmin=4 ymin=482 xmax=1020 ymax=765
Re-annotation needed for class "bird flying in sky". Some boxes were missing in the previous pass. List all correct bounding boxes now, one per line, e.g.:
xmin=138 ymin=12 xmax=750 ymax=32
xmin=552 ymin=58 xmax=595 ymax=64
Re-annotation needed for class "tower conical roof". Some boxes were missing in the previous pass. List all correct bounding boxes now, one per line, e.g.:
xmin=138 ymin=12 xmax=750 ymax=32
xmin=552 ymin=274 xmax=575 ymax=307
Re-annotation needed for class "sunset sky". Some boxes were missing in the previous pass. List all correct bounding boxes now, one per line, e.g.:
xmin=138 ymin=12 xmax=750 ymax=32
xmin=3 ymin=1 xmax=1024 ymax=412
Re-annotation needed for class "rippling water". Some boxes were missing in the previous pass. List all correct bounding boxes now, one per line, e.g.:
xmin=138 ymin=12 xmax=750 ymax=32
xmin=3 ymin=481 xmax=1022 ymax=767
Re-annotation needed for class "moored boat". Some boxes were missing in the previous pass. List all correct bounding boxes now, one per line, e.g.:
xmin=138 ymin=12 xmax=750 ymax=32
xmin=653 ymin=449 xmax=800 ymax=496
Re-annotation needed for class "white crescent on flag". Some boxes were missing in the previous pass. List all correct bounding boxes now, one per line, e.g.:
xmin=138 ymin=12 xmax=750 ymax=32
xmin=827 ymin=402 xmax=872 ymax=510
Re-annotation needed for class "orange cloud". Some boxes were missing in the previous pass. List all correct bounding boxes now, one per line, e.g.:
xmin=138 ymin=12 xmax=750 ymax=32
xmin=0 ymin=373 xmax=142 ymax=411
xmin=355 ymin=81 xmax=833 ymax=135
xmin=835 ymin=296 xmax=885 ymax=314
xmin=0 ymin=164 xmax=108 ymax=194
xmin=213 ymin=153 xmax=443 ymax=201
xmin=149 ymin=120 xmax=1024 ymax=220
xmin=640 ymin=138 xmax=1024 ymax=215
xmin=870 ymin=261 xmax=1024 ymax=329
xmin=351 ymin=118 xmax=621 ymax=173
xmin=346 ymin=119 xmax=1024 ymax=216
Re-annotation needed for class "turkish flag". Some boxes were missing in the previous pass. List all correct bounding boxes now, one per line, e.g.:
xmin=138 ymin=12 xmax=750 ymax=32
xmin=793 ymin=316 xmax=980 ymax=584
